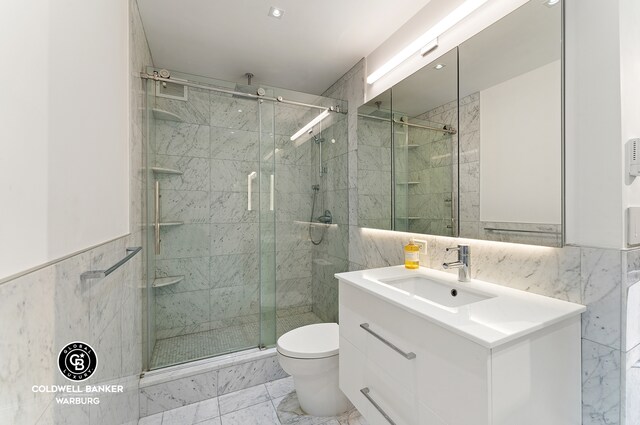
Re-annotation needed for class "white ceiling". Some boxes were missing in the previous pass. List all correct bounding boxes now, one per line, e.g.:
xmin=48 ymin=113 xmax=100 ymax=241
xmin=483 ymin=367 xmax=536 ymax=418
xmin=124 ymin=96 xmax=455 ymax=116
xmin=137 ymin=0 xmax=431 ymax=95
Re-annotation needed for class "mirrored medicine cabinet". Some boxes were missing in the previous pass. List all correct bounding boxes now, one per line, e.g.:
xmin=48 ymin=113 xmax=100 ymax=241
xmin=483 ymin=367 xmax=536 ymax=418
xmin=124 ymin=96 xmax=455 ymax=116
xmin=357 ymin=0 xmax=563 ymax=247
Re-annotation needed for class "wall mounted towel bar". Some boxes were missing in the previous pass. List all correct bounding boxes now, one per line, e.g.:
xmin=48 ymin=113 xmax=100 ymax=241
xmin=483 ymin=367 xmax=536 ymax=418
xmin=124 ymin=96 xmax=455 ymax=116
xmin=81 ymin=246 xmax=142 ymax=281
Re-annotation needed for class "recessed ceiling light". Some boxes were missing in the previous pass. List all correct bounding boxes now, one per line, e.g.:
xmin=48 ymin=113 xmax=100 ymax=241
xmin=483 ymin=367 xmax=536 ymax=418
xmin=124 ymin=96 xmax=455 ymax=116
xmin=434 ymin=64 xmax=446 ymax=70
xmin=268 ymin=6 xmax=284 ymax=18
xmin=545 ymin=0 xmax=560 ymax=7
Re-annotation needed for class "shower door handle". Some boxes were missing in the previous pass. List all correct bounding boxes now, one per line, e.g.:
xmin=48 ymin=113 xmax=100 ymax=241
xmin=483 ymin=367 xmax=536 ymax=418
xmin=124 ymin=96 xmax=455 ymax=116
xmin=154 ymin=180 xmax=161 ymax=254
xmin=270 ymin=174 xmax=274 ymax=211
xmin=247 ymin=172 xmax=257 ymax=211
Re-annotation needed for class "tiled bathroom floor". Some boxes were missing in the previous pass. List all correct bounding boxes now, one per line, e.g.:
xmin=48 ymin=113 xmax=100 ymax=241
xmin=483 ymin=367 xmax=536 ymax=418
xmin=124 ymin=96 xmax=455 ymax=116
xmin=138 ymin=376 xmax=368 ymax=425
xmin=151 ymin=312 xmax=323 ymax=368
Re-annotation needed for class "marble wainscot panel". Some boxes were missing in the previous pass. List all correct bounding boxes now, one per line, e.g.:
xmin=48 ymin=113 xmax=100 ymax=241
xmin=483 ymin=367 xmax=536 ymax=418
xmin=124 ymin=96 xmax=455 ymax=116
xmin=0 ymin=234 xmax=144 ymax=425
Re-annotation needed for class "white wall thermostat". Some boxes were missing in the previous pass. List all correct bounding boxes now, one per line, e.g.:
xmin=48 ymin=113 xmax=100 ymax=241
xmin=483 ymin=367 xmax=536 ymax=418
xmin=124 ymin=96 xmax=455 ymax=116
xmin=628 ymin=138 xmax=640 ymax=176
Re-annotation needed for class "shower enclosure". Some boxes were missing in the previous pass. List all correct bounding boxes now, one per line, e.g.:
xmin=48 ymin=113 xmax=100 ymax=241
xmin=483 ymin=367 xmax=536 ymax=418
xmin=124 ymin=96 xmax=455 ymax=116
xmin=142 ymin=69 xmax=348 ymax=370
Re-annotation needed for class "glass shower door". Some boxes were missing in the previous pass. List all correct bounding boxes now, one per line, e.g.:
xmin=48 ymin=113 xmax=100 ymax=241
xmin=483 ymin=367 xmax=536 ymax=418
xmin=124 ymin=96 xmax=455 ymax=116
xmin=145 ymin=72 xmax=276 ymax=369
xmin=258 ymin=98 xmax=277 ymax=349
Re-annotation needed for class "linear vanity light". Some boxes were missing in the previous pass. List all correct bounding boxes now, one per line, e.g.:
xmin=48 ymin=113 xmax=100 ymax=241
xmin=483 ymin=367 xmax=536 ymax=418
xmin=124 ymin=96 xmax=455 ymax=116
xmin=290 ymin=109 xmax=330 ymax=141
xmin=366 ymin=0 xmax=488 ymax=84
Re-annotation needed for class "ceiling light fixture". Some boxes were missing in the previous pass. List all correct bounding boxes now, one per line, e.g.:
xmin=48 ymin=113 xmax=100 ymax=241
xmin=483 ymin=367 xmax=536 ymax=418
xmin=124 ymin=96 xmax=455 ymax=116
xmin=290 ymin=110 xmax=330 ymax=141
xmin=545 ymin=0 xmax=560 ymax=6
xmin=366 ymin=0 xmax=488 ymax=85
xmin=434 ymin=63 xmax=446 ymax=70
xmin=268 ymin=6 xmax=284 ymax=18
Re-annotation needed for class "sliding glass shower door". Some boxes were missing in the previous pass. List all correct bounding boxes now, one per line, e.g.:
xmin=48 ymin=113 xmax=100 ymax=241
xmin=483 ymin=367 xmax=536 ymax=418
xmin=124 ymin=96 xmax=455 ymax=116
xmin=142 ymin=69 xmax=348 ymax=371
xmin=144 ymin=72 xmax=276 ymax=369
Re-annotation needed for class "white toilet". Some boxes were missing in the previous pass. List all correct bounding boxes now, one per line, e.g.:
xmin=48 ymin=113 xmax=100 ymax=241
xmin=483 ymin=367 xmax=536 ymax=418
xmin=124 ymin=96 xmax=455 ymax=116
xmin=276 ymin=323 xmax=352 ymax=417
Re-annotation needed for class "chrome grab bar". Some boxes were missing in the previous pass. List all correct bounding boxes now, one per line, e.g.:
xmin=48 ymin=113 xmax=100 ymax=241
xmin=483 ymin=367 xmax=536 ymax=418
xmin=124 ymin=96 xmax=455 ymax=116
xmin=360 ymin=323 xmax=416 ymax=360
xmin=154 ymin=180 xmax=161 ymax=254
xmin=360 ymin=388 xmax=397 ymax=425
xmin=81 ymin=247 xmax=142 ymax=281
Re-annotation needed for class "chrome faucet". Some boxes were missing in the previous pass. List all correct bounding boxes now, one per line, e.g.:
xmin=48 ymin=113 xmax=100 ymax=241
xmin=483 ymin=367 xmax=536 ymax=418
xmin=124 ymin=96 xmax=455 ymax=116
xmin=442 ymin=244 xmax=471 ymax=282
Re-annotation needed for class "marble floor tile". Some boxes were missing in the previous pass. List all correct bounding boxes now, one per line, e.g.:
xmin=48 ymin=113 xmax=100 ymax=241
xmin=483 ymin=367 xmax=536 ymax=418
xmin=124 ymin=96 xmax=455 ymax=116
xmin=273 ymin=392 xmax=354 ymax=425
xmin=265 ymin=376 xmax=295 ymax=399
xmin=219 ymin=384 xmax=271 ymax=414
xmin=219 ymin=400 xmax=280 ymax=425
xmin=139 ymin=377 xmax=364 ymax=425
xmin=192 ymin=398 xmax=221 ymax=423
xmin=162 ymin=403 xmax=200 ymax=425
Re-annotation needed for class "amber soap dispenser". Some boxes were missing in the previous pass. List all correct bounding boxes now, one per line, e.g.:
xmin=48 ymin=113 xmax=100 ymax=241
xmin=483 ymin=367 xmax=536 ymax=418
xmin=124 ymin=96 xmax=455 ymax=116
xmin=404 ymin=239 xmax=420 ymax=269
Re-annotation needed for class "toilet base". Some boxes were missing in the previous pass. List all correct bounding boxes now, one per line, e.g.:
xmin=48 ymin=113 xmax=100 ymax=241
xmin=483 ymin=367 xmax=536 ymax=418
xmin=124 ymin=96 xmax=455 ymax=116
xmin=277 ymin=352 xmax=352 ymax=417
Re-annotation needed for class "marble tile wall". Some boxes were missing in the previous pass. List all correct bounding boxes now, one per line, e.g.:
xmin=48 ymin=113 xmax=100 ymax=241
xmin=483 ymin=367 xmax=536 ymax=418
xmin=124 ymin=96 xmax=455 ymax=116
xmin=0 ymin=235 xmax=145 ymax=425
xmin=311 ymin=63 xmax=363 ymax=323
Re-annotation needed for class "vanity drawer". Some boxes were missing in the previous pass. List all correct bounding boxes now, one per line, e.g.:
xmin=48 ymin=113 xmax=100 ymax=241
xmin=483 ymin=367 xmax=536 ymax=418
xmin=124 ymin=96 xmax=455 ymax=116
xmin=340 ymin=336 xmax=418 ymax=425
xmin=340 ymin=281 xmax=491 ymax=425
xmin=340 ymin=301 xmax=418 ymax=392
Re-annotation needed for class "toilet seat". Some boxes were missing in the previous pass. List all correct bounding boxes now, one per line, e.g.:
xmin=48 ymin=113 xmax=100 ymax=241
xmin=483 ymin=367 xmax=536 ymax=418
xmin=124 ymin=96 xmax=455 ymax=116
xmin=277 ymin=323 xmax=339 ymax=359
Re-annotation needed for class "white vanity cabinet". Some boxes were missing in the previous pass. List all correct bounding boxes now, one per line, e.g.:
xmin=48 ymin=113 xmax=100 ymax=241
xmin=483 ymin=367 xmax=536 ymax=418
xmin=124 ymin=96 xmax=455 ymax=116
xmin=336 ymin=267 xmax=584 ymax=425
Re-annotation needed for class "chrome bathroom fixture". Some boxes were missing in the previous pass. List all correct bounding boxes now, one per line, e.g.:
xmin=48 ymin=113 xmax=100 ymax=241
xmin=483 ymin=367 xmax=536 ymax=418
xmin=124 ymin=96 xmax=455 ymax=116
xmin=442 ymin=244 xmax=471 ymax=282
xmin=309 ymin=184 xmax=331 ymax=245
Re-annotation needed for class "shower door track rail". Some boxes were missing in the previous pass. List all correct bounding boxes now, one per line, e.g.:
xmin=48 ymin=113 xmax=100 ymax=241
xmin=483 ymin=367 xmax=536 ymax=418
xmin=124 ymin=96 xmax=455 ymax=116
xmin=141 ymin=73 xmax=346 ymax=114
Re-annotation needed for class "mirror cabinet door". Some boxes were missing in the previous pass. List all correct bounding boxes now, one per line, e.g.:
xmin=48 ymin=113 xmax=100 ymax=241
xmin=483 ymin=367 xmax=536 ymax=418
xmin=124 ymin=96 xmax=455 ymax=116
xmin=357 ymin=90 xmax=393 ymax=230
xmin=356 ymin=0 xmax=563 ymax=247
xmin=458 ymin=0 xmax=562 ymax=246
xmin=391 ymin=47 xmax=458 ymax=236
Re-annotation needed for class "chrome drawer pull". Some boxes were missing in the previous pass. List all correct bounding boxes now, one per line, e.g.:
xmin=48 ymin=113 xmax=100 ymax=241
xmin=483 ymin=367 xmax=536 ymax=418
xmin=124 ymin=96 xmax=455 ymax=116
xmin=360 ymin=387 xmax=397 ymax=425
xmin=360 ymin=323 xmax=416 ymax=360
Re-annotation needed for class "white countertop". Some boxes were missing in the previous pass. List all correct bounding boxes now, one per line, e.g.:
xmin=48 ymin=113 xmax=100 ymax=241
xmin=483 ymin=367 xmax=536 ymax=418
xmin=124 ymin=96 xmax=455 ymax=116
xmin=335 ymin=266 xmax=586 ymax=348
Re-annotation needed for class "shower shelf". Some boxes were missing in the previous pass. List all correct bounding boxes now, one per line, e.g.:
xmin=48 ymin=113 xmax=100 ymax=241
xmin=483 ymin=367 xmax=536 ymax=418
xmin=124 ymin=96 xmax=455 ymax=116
xmin=397 ymin=216 xmax=422 ymax=220
xmin=153 ymin=275 xmax=185 ymax=288
xmin=396 ymin=181 xmax=420 ymax=185
xmin=151 ymin=167 xmax=183 ymax=175
xmin=152 ymin=108 xmax=184 ymax=122
xmin=395 ymin=144 xmax=420 ymax=148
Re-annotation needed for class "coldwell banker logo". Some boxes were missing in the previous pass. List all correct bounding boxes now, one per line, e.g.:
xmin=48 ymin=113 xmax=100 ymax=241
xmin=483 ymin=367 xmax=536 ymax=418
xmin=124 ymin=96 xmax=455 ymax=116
xmin=58 ymin=342 xmax=98 ymax=381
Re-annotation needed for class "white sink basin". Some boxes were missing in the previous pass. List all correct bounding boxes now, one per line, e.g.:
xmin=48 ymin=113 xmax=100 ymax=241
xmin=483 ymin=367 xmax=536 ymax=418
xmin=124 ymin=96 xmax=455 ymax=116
xmin=380 ymin=275 xmax=494 ymax=308
xmin=336 ymin=265 xmax=586 ymax=348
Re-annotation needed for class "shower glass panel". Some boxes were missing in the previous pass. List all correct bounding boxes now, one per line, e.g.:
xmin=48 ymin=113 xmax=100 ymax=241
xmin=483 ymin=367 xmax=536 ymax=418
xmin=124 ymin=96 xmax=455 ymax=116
xmin=143 ymin=68 xmax=347 ymax=370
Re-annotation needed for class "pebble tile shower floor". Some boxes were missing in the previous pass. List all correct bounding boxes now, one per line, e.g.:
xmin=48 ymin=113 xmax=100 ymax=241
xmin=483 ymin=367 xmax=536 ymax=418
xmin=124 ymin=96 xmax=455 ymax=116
xmin=151 ymin=312 xmax=323 ymax=368
xmin=138 ymin=376 xmax=368 ymax=425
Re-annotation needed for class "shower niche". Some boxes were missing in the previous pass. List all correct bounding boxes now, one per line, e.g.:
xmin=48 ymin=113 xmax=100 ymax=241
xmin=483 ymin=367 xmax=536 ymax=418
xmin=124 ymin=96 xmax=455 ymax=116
xmin=143 ymin=69 xmax=349 ymax=370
